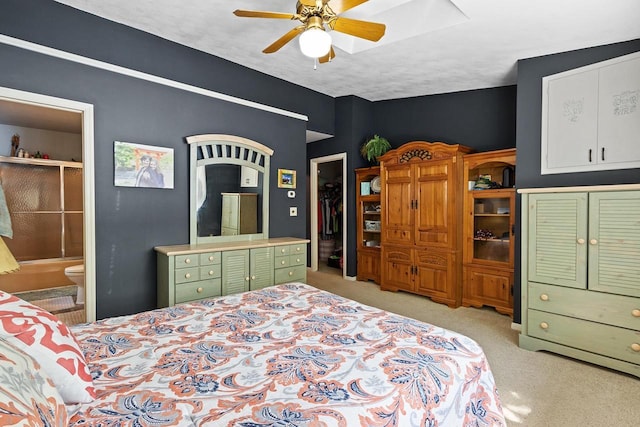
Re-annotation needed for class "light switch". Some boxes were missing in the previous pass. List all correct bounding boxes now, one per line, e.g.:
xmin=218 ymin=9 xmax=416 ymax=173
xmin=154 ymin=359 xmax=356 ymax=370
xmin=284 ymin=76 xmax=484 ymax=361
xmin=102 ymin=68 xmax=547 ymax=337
xmin=287 ymin=190 xmax=296 ymax=198
xmin=289 ymin=207 xmax=297 ymax=216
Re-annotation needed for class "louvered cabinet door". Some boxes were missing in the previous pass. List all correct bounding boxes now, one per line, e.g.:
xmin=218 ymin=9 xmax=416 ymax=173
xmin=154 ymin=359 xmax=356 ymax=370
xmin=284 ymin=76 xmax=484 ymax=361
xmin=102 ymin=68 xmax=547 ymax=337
xmin=250 ymin=247 xmax=274 ymax=290
xmin=222 ymin=249 xmax=250 ymax=295
xmin=528 ymin=193 xmax=588 ymax=289
xmin=588 ymin=191 xmax=640 ymax=297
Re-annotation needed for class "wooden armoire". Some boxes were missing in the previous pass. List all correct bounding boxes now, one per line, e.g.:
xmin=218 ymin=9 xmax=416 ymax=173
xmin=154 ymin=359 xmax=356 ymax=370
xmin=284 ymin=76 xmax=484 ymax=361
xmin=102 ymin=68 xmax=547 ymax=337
xmin=378 ymin=141 xmax=473 ymax=307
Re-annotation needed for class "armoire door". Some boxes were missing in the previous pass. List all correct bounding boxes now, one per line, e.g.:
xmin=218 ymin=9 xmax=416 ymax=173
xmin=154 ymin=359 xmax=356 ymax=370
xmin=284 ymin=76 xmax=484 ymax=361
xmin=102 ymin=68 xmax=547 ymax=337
xmin=381 ymin=245 xmax=414 ymax=292
xmin=414 ymin=160 xmax=452 ymax=247
xmin=381 ymin=163 xmax=413 ymax=245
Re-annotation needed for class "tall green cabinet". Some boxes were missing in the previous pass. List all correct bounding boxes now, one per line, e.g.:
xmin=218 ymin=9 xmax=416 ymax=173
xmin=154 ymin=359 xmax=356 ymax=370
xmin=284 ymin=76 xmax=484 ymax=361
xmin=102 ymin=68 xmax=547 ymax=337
xmin=520 ymin=185 xmax=640 ymax=378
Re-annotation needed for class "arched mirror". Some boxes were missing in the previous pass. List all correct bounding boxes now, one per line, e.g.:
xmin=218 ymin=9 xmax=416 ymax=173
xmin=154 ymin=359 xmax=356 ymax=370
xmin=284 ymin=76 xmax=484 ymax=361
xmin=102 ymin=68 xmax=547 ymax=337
xmin=187 ymin=134 xmax=273 ymax=244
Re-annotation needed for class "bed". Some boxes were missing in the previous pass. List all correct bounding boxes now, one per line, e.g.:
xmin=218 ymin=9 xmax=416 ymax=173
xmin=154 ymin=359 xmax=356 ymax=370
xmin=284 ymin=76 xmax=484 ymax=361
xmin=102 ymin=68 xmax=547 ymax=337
xmin=0 ymin=283 xmax=506 ymax=426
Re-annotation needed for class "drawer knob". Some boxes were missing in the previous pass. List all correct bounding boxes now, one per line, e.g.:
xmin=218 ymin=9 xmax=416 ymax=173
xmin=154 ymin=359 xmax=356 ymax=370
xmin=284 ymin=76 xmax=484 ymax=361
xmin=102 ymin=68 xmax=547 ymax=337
xmin=631 ymin=343 xmax=640 ymax=352
xmin=632 ymin=309 xmax=640 ymax=318
xmin=296 ymin=258 xmax=301 ymax=263
xmin=185 ymin=273 xmax=191 ymax=279
xmin=589 ymin=239 xmax=598 ymax=245
xmin=296 ymin=247 xmax=301 ymax=252
xmin=540 ymin=322 xmax=549 ymax=330
xmin=245 ymin=276 xmax=250 ymax=281
xmin=281 ymin=249 xmax=286 ymax=253
xmin=197 ymin=287 xmax=203 ymax=293
xmin=289 ymin=271 xmax=293 ymax=276
xmin=577 ymin=238 xmax=585 ymax=245
xmin=185 ymin=258 xmax=191 ymax=264
xmin=540 ymin=294 xmax=549 ymax=301
xmin=281 ymin=260 xmax=286 ymax=265
xmin=209 ymin=256 xmax=214 ymax=261
xmin=251 ymin=275 xmax=256 ymax=280
xmin=208 ymin=270 xmax=214 ymax=276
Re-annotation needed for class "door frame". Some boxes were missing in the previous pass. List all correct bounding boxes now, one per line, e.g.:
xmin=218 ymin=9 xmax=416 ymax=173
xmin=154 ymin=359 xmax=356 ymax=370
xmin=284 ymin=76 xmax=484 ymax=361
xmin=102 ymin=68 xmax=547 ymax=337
xmin=310 ymin=153 xmax=347 ymax=277
xmin=0 ymin=86 xmax=96 ymax=321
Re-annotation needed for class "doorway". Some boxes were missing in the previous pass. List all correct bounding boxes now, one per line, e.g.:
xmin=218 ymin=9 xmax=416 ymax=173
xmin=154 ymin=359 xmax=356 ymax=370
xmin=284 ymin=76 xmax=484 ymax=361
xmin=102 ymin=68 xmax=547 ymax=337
xmin=310 ymin=153 xmax=347 ymax=278
xmin=0 ymin=86 xmax=96 ymax=322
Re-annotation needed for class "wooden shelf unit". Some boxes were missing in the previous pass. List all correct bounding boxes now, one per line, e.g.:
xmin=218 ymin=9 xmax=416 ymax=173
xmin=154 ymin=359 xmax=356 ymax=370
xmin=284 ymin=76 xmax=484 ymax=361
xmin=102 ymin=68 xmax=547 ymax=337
xmin=355 ymin=167 xmax=381 ymax=283
xmin=462 ymin=148 xmax=516 ymax=316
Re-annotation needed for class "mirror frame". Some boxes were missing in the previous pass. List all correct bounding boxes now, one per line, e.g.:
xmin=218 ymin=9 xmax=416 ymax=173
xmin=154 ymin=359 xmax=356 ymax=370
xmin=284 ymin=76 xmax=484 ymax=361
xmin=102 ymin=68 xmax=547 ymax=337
xmin=186 ymin=134 xmax=273 ymax=244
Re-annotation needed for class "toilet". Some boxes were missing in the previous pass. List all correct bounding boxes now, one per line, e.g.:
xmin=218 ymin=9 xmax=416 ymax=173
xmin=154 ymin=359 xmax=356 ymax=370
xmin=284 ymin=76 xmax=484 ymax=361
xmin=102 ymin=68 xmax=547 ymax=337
xmin=64 ymin=264 xmax=85 ymax=305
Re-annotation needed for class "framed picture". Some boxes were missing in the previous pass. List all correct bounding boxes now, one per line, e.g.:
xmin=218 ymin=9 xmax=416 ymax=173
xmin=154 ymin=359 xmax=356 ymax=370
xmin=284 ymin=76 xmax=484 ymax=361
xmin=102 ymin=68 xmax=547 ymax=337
xmin=114 ymin=141 xmax=174 ymax=189
xmin=277 ymin=169 xmax=296 ymax=189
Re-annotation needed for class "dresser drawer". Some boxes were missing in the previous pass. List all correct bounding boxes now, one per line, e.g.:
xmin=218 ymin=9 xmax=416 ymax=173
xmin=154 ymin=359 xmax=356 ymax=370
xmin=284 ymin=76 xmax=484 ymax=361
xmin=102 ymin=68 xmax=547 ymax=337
xmin=275 ymin=265 xmax=306 ymax=284
xmin=199 ymin=265 xmax=221 ymax=280
xmin=175 ymin=279 xmax=222 ymax=304
xmin=174 ymin=266 xmax=200 ymax=284
xmin=289 ymin=243 xmax=306 ymax=256
xmin=275 ymin=256 xmax=290 ymax=268
xmin=275 ymin=245 xmax=290 ymax=256
xmin=527 ymin=309 xmax=640 ymax=365
xmin=175 ymin=254 xmax=199 ymax=268
xmin=199 ymin=252 xmax=221 ymax=266
xmin=289 ymin=252 xmax=305 ymax=266
xmin=528 ymin=282 xmax=640 ymax=330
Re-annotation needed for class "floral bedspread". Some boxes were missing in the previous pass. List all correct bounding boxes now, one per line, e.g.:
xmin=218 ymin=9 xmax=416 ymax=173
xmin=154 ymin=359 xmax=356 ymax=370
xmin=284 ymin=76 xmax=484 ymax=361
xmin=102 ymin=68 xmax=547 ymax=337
xmin=68 ymin=283 xmax=505 ymax=426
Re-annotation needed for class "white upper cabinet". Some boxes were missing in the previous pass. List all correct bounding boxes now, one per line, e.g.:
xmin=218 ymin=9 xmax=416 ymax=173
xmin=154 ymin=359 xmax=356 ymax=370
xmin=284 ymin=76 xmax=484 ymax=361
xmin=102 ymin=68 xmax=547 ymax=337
xmin=541 ymin=51 xmax=640 ymax=174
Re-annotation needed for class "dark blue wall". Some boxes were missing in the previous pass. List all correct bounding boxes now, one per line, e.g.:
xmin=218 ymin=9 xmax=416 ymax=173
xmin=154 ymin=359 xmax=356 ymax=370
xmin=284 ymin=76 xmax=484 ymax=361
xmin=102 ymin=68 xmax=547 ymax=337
xmin=373 ymin=86 xmax=517 ymax=151
xmin=307 ymin=96 xmax=375 ymax=277
xmin=0 ymin=0 xmax=318 ymax=318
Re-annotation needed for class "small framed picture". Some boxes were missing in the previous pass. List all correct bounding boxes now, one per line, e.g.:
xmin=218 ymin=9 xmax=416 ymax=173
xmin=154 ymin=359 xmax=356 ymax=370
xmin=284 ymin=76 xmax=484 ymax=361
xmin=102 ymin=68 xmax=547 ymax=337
xmin=361 ymin=181 xmax=371 ymax=196
xmin=277 ymin=169 xmax=296 ymax=189
xmin=114 ymin=141 xmax=174 ymax=189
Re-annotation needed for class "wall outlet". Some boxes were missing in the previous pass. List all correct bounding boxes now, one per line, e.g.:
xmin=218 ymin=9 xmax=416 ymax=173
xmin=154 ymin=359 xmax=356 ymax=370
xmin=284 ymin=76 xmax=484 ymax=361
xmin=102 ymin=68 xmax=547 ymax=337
xmin=289 ymin=207 xmax=297 ymax=216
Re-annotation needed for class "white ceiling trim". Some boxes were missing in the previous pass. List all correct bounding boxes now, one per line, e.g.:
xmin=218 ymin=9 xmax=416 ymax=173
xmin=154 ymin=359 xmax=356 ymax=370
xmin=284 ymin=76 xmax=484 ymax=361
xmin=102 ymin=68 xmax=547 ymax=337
xmin=0 ymin=34 xmax=308 ymax=123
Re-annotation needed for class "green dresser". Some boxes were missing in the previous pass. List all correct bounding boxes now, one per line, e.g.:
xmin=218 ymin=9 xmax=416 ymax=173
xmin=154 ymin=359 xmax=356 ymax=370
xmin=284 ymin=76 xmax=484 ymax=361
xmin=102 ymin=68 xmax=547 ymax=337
xmin=519 ymin=186 xmax=640 ymax=378
xmin=156 ymin=237 xmax=309 ymax=307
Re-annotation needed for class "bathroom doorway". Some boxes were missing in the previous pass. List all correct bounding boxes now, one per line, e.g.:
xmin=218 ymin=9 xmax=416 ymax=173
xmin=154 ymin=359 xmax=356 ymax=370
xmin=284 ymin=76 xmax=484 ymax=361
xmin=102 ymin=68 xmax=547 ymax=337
xmin=0 ymin=86 xmax=96 ymax=323
xmin=310 ymin=153 xmax=347 ymax=278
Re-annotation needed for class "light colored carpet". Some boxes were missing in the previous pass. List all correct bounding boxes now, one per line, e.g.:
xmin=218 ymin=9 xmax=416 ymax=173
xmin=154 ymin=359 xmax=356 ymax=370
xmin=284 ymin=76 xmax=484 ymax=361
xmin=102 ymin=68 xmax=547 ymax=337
xmin=306 ymin=269 xmax=639 ymax=427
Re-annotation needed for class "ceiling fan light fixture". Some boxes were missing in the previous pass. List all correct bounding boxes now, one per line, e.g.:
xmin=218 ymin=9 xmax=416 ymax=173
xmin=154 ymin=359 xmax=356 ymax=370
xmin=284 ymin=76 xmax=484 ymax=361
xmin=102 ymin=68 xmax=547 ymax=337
xmin=299 ymin=27 xmax=332 ymax=58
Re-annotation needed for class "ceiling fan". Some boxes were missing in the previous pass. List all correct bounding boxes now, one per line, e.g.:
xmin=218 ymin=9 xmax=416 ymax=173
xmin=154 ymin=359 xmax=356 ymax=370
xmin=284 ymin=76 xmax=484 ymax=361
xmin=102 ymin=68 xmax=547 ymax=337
xmin=233 ymin=0 xmax=386 ymax=63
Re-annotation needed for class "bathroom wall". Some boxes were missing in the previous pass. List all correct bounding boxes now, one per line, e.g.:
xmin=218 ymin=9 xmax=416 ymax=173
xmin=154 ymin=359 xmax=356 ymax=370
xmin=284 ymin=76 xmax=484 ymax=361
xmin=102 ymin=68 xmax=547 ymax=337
xmin=0 ymin=124 xmax=82 ymax=161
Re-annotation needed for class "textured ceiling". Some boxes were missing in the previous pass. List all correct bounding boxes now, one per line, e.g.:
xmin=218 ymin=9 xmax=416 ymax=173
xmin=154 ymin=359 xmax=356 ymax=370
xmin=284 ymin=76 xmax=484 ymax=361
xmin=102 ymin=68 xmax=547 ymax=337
xmin=47 ymin=0 xmax=640 ymax=101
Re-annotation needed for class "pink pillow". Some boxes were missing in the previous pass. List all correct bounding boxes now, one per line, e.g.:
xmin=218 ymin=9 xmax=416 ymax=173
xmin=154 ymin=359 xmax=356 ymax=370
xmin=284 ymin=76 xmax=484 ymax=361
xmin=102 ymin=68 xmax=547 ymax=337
xmin=0 ymin=290 xmax=95 ymax=404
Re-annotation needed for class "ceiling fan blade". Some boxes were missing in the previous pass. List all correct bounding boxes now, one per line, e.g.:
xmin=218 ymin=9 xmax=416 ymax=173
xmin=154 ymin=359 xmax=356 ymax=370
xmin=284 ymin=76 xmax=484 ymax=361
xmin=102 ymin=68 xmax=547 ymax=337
xmin=328 ymin=0 xmax=368 ymax=15
xmin=318 ymin=46 xmax=336 ymax=63
xmin=233 ymin=9 xmax=295 ymax=20
xmin=330 ymin=17 xmax=385 ymax=42
xmin=263 ymin=26 xmax=306 ymax=54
